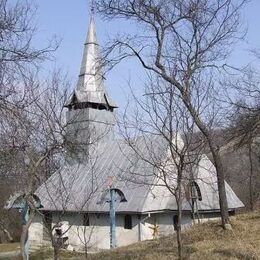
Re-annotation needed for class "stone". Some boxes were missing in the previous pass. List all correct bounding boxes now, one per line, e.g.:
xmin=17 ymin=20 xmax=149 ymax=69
xmin=67 ymin=245 xmax=74 ymax=251
xmin=224 ymin=223 xmax=232 ymax=230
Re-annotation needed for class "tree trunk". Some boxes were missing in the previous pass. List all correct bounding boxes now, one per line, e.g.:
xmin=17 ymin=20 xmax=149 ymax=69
xmin=20 ymin=225 xmax=28 ymax=260
xmin=54 ymin=245 xmax=60 ymax=260
xmin=248 ymin=143 xmax=254 ymax=211
xmin=176 ymin=206 xmax=182 ymax=260
xmin=176 ymin=173 xmax=183 ymax=260
xmin=183 ymin=99 xmax=230 ymax=229
xmin=210 ymin=147 xmax=230 ymax=228
xmin=84 ymin=244 xmax=88 ymax=259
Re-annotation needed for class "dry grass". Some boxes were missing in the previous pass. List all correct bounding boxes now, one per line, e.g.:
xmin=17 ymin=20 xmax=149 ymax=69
xmin=0 ymin=242 xmax=19 ymax=253
xmin=0 ymin=243 xmax=84 ymax=260
xmin=30 ymin=247 xmax=84 ymax=260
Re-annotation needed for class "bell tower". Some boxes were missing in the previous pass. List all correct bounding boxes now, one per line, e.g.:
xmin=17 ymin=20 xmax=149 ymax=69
xmin=64 ymin=5 xmax=117 ymax=162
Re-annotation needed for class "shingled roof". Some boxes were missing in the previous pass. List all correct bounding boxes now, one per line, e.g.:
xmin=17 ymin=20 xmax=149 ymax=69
xmin=37 ymin=134 xmax=243 ymax=214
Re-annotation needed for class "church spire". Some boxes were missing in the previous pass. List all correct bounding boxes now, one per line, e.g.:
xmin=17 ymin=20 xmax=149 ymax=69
xmin=65 ymin=2 xmax=117 ymax=109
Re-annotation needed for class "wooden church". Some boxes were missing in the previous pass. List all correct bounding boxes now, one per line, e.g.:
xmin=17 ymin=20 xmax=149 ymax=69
xmin=29 ymin=8 xmax=244 ymax=252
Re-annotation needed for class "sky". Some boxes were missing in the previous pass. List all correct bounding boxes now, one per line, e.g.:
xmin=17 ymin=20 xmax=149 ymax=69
xmin=33 ymin=0 xmax=260 ymax=110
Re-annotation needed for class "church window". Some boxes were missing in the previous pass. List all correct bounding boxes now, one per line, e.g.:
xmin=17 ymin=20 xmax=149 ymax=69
xmin=124 ymin=215 xmax=132 ymax=229
xmin=83 ymin=213 xmax=90 ymax=226
xmin=173 ymin=215 xmax=181 ymax=231
xmin=191 ymin=181 xmax=202 ymax=201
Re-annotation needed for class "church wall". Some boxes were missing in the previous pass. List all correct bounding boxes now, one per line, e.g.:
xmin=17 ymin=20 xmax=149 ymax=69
xmin=157 ymin=213 xmax=192 ymax=236
xmin=115 ymin=214 xmax=140 ymax=247
xmin=28 ymin=213 xmax=44 ymax=246
xmin=65 ymin=213 xmax=141 ymax=250
xmin=65 ymin=213 xmax=111 ymax=251
xmin=140 ymin=212 xmax=192 ymax=240
xmin=28 ymin=211 xmax=193 ymax=251
xmin=29 ymin=212 xmax=141 ymax=251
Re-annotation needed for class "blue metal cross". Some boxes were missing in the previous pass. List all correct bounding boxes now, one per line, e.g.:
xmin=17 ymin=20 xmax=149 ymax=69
xmin=98 ymin=188 xmax=127 ymax=248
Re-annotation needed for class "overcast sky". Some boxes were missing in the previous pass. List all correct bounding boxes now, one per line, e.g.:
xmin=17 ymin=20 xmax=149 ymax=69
xmin=34 ymin=0 xmax=260 ymax=109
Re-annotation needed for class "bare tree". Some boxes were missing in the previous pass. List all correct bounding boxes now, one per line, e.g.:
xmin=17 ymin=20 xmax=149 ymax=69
xmin=228 ymin=112 xmax=259 ymax=210
xmin=0 ymin=0 xmax=57 ymax=109
xmin=225 ymin=68 xmax=260 ymax=210
xmin=76 ymin=212 xmax=97 ymax=258
xmin=214 ymin=57 xmax=260 ymax=210
xmin=2 ymin=69 xmax=114 ymax=259
xmin=0 ymin=1 xmax=58 ymax=251
xmin=1 ymin=70 xmax=74 ymax=259
xmin=0 ymin=2 xmax=105 ymax=259
xmin=96 ymin=0 xmax=248 ymax=229
xmin=118 ymin=77 xmax=204 ymax=259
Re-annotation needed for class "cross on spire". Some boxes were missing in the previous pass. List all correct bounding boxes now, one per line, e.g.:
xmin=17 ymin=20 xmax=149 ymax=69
xmin=90 ymin=0 xmax=95 ymax=19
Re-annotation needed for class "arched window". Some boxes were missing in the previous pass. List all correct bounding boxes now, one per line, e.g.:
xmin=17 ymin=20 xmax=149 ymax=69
xmin=191 ymin=181 xmax=202 ymax=201
xmin=124 ymin=215 xmax=132 ymax=229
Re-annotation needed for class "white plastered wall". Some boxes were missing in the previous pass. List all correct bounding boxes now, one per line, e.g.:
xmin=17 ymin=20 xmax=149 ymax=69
xmin=28 ymin=213 xmax=44 ymax=246
xmin=29 ymin=211 xmax=193 ymax=251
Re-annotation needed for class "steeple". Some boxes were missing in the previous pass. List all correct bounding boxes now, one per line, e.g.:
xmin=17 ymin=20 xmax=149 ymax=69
xmin=65 ymin=7 xmax=117 ymax=110
xmin=65 ymin=6 xmax=117 ymax=163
